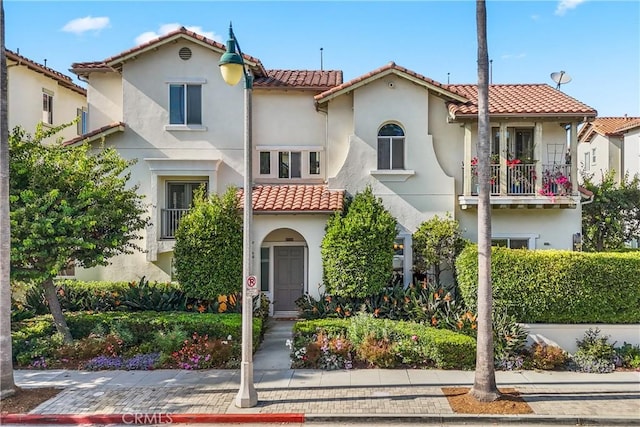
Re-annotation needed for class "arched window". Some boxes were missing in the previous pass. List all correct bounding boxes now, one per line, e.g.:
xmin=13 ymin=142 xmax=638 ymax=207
xmin=377 ymin=123 xmax=405 ymax=170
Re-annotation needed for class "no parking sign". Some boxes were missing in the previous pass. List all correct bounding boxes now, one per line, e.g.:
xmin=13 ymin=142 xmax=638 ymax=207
xmin=246 ymin=275 xmax=260 ymax=296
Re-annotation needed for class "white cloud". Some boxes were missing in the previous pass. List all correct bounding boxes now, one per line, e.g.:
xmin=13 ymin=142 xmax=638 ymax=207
xmin=62 ymin=16 xmax=110 ymax=35
xmin=501 ymin=53 xmax=526 ymax=60
xmin=531 ymin=14 xmax=540 ymax=21
xmin=134 ymin=24 xmax=221 ymax=46
xmin=555 ymin=0 xmax=586 ymax=16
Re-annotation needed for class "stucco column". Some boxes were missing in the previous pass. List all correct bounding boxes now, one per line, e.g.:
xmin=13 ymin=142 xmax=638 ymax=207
xmin=534 ymin=122 xmax=543 ymax=194
xmin=499 ymin=123 xmax=508 ymax=194
xmin=569 ymin=122 xmax=578 ymax=194
xmin=463 ymin=123 xmax=472 ymax=195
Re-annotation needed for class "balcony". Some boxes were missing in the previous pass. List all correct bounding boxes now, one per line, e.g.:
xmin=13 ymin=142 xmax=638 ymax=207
xmin=460 ymin=162 xmax=579 ymax=209
xmin=161 ymin=208 xmax=189 ymax=239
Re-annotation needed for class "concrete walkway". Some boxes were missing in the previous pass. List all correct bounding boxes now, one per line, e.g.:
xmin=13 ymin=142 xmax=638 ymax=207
xmin=4 ymin=318 xmax=640 ymax=425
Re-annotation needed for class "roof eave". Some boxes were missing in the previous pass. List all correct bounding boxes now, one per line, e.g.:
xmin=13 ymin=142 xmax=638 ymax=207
xmin=450 ymin=112 xmax=597 ymax=121
xmin=63 ymin=123 xmax=125 ymax=146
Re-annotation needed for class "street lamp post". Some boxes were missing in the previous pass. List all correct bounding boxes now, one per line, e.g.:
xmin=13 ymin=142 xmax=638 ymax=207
xmin=219 ymin=23 xmax=258 ymax=408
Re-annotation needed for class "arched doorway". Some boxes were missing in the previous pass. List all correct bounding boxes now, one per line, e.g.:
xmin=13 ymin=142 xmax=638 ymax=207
xmin=261 ymin=228 xmax=307 ymax=315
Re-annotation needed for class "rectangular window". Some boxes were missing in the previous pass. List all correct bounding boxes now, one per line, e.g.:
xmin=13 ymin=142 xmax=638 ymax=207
xmin=162 ymin=181 xmax=207 ymax=239
xmin=260 ymin=152 xmax=271 ymax=175
xmin=377 ymin=137 xmax=404 ymax=170
xmin=76 ymin=107 xmax=88 ymax=135
xmin=592 ymin=148 xmax=596 ymax=164
xmin=309 ymin=151 xmax=320 ymax=175
xmin=514 ymin=129 xmax=534 ymax=162
xmin=491 ymin=238 xmax=530 ymax=249
xmin=278 ymin=151 xmax=301 ymax=178
xmin=583 ymin=152 xmax=590 ymax=171
xmin=42 ymin=91 xmax=53 ymax=124
xmin=169 ymin=84 xmax=202 ymax=125
xmin=260 ymin=247 xmax=270 ymax=291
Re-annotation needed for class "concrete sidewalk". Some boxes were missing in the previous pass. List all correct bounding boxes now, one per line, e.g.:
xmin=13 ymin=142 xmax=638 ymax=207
xmin=4 ymin=319 xmax=640 ymax=425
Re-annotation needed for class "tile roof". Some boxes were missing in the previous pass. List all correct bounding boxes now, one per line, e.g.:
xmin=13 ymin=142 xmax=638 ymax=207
xmin=6 ymin=49 xmax=86 ymax=96
xmin=578 ymin=116 xmax=640 ymax=142
xmin=255 ymin=70 xmax=343 ymax=91
xmin=71 ymin=27 xmax=267 ymax=77
xmin=62 ymin=122 xmax=126 ymax=146
xmin=446 ymin=84 xmax=597 ymax=118
xmin=314 ymin=62 xmax=467 ymax=104
xmin=239 ymin=184 xmax=344 ymax=212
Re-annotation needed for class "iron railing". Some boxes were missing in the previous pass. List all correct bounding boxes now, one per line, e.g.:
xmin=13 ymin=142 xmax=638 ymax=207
xmin=161 ymin=208 xmax=190 ymax=239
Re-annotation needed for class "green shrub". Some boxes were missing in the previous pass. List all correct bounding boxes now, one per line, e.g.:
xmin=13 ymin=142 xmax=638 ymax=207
xmin=173 ymin=186 xmax=242 ymax=299
xmin=493 ymin=312 xmax=529 ymax=370
xmin=12 ymin=311 xmax=262 ymax=367
xmin=321 ymin=186 xmax=397 ymax=298
xmin=614 ymin=342 xmax=640 ymax=369
xmin=292 ymin=317 xmax=476 ymax=369
xmin=531 ymin=343 xmax=568 ymax=370
xmin=456 ymin=245 xmax=640 ymax=323
xmin=572 ymin=328 xmax=616 ymax=373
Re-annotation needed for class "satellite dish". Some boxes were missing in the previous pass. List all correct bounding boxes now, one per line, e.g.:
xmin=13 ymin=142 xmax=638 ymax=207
xmin=551 ymin=71 xmax=572 ymax=90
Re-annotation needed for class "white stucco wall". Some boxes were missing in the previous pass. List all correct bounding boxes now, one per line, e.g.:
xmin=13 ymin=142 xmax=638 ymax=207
xmin=8 ymin=63 xmax=86 ymax=143
xmin=623 ymin=128 xmax=640 ymax=178
xmin=86 ymin=72 xmax=122 ymax=129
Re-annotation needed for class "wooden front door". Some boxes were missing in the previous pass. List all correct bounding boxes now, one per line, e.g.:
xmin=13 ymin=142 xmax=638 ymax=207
xmin=274 ymin=246 xmax=305 ymax=312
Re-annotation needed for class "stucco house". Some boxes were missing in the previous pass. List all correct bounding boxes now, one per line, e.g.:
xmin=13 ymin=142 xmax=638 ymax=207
xmin=6 ymin=49 xmax=87 ymax=144
xmin=577 ymin=116 xmax=640 ymax=184
xmin=66 ymin=28 xmax=596 ymax=317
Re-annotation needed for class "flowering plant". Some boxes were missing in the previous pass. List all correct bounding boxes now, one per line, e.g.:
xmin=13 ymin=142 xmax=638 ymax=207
xmin=539 ymin=166 xmax=572 ymax=200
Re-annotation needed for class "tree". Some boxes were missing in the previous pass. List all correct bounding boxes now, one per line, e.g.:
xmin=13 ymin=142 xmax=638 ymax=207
xmin=470 ymin=0 xmax=500 ymax=402
xmin=412 ymin=214 xmax=466 ymax=288
xmin=581 ymin=170 xmax=640 ymax=251
xmin=173 ymin=186 xmax=242 ymax=299
xmin=9 ymin=126 xmax=149 ymax=343
xmin=0 ymin=0 xmax=16 ymax=398
xmin=321 ymin=186 xmax=397 ymax=298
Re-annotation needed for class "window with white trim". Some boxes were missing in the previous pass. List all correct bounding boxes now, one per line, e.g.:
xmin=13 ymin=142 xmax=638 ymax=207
xmin=162 ymin=181 xmax=207 ymax=239
xmin=591 ymin=148 xmax=596 ymax=164
xmin=169 ymin=84 xmax=202 ymax=125
xmin=76 ymin=107 xmax=88 ymax=135
xmin=257 ymin=147 xmax=323 ymax=180
xmin=491 ymin=234 xmax=537 ymax=249
xmin=583 ymin=152 xmax=590 ymax=171
xmin=377 ymin=123 xmax=405 ymax=170
xmin=42 ymin=89 xmax=53 ymax=124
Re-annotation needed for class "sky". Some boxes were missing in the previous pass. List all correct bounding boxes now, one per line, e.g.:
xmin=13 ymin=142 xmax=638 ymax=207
xmin=4 ymin=0 xmax=640 ymax=117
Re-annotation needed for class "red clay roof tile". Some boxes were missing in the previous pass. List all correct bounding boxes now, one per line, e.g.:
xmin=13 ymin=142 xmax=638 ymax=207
xmin=255 ymin=69 xmax=343 ymax=91
xmin=447 ymin=84 xmax=597 ymax=118
xmin=70 ymin=27 xmax=267 ymax=77
xmin=62 ymin=122 xmax=125 ymax=146
xmin=578 ymin=116 xmax=640 ymax=142
xmin=314 ymin=61 xmax=464 ymax=102
xmin=238 ymin=185 xmax=344 ymax=212
xmin=6 ymin=49 xmax=86 ymax=96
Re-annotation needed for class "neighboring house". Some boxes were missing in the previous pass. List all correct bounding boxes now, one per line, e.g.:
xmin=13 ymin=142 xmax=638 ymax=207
xmin=6 ymin=49 xmax=87 ymax=144
xmin=67 ymin=28 xmax=596 ymax=316
xmin=577 ymin=116 xmax=640 ymax=184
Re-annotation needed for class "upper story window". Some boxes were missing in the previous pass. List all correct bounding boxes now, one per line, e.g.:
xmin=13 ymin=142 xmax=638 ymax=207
xmin=491 ymin=127 xmax=535 ymax=163
xmin=257 ymin=146 xmax=323 ymax=181
xmin=583 ymin=152 xmax=590 ymax=171
xmin=42 ymin=89 xmax=54 ymax=125
xmin=377 ymin=123 xmax=405 ymax=170
xmin=76 ymin=107 xmax=88 ymax=136
xmin=591 ymin=148 xmax=596 ymax=164
xmin=169 ymin=84 xmax=202 ymax=125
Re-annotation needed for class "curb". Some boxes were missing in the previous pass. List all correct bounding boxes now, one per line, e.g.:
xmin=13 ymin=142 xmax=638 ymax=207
xmin=0 ymin=413 xmax=305 ymax=425
xmin=3 ymin=413 xmax=640 ymax=426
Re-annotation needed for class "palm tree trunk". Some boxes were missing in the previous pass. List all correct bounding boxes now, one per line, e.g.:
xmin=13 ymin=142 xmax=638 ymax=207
xmin=470 ymin=0 xmax=500 ymax=403
xmin=0 ymin=0 xmax=17 ymax=398
xmin=43 ymin=278 xmax=73 ymax=344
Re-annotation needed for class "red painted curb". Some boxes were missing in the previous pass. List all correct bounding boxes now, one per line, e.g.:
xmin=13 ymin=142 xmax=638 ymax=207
xmin=1 ymin=412 xmax=305 ymax=424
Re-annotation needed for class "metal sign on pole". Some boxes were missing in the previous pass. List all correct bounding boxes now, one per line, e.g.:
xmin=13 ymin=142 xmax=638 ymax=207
xmin=246 ymin=275 xmax=259 ymax=296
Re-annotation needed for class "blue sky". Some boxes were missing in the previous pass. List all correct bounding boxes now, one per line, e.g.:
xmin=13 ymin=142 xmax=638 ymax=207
xmin=5 ymin=0 xmax=639 ymax=117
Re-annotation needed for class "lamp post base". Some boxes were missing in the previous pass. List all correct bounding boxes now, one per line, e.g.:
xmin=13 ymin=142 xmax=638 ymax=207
xmin=235 ymin=361 xmax=258 ymax=408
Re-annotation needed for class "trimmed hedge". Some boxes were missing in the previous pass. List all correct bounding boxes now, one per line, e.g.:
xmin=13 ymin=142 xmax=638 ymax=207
xmin=456 ymin=246 xmax=640 ymax=323
xmin=292 ymin=317 xmax=476 ymax=369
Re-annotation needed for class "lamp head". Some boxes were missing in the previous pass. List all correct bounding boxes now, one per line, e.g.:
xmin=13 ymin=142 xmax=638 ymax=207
xmin=219 ymin=24 xmax=244 ymax=86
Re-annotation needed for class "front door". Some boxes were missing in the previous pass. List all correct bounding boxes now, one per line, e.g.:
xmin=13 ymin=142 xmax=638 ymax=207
xmin=274 ymin=246 xmax=305 ymax=312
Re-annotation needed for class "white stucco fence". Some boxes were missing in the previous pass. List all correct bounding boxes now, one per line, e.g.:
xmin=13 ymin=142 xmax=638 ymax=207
xmin=521 ymin=323 xmax=640 ymax=353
